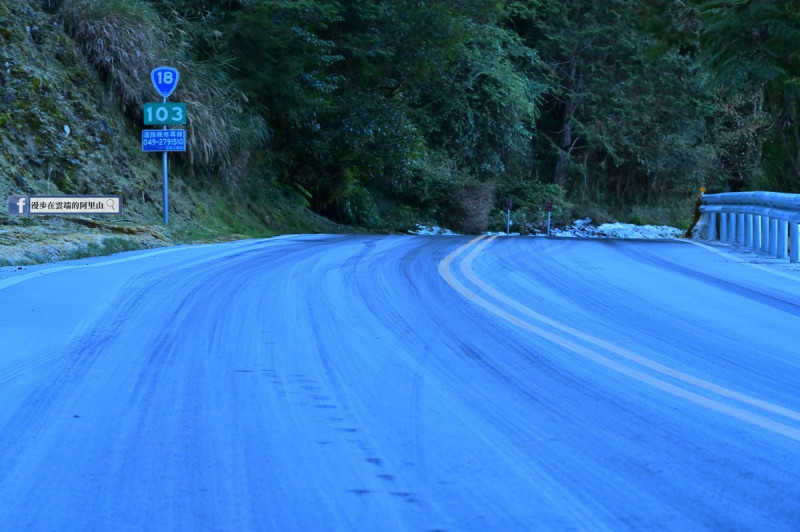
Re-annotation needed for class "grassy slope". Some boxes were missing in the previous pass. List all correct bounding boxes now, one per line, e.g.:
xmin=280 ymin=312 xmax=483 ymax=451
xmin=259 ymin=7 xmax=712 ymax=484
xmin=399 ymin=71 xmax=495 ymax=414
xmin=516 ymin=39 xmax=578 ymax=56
xmin=0 ymin=1 xmax=340 ymax=266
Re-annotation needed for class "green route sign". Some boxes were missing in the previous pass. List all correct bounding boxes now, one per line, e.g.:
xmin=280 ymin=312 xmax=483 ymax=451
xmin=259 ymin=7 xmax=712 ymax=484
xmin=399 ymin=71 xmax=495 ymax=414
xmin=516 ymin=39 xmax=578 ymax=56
xmin=143 ymin=102 xmax=187 ymax=125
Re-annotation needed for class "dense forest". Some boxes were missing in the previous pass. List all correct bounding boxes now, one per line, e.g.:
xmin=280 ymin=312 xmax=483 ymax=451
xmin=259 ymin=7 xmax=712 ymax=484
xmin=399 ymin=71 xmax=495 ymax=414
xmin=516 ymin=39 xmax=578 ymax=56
xmin=49 ymin=0 xmax=800 ymax=232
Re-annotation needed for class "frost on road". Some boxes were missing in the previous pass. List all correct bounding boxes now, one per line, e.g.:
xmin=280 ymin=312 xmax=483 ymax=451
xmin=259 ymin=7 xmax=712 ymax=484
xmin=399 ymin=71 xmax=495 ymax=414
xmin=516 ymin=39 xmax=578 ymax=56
xmin=2 ymin=235 xmax=800 ymax=530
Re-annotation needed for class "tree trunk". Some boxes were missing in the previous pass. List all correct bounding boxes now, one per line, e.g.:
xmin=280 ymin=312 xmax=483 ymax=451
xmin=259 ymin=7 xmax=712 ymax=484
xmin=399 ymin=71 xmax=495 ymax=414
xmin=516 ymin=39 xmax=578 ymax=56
xmin=553 ymin=60 xmax=577 ymax=187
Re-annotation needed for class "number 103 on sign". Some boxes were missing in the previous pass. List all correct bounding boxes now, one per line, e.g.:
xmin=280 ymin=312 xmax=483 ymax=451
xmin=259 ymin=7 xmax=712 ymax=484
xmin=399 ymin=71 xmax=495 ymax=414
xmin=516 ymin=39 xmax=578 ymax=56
xmin=143 ymin=103 xmax=187 ymax=125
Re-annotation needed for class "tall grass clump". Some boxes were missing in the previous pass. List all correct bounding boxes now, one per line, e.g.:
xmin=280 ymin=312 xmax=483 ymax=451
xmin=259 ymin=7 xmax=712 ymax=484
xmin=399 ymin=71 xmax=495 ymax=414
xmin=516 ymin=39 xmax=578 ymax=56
xmin=59 ymin=0 xmax=166 ymax=109
xmin=59 ymin=0 xmax=268 ymax=185
xmin=176 ymin=59 xmax=269 ymax=185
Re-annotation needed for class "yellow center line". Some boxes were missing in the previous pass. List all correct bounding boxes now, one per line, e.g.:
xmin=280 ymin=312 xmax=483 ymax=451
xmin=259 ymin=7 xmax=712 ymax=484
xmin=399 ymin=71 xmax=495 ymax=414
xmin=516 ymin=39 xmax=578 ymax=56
xmin=439 ymin=236 xmax=800 ymax=442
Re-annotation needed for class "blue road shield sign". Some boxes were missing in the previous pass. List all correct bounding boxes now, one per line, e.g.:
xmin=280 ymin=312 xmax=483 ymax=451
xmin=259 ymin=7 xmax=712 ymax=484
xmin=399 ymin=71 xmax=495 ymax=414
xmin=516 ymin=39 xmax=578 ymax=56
xmin=151 ymin=67 xmax=180 ymax=98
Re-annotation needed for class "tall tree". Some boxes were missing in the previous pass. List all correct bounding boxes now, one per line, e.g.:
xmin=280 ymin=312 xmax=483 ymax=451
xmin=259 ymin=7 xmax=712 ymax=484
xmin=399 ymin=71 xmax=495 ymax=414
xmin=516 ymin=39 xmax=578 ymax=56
xmin=506 ymin=0 xmax=720 ymax=203
xmin=700 ymin=0 xmax=800 ymax=190
xmin=222 ymin=0 xmax=546 ymax=227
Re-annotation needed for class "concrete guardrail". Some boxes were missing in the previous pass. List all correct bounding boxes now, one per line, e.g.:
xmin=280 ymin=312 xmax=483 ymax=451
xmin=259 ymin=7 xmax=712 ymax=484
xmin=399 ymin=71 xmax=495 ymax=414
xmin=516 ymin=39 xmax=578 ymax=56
xmin=699 ymin=191 xmax=800 ymax=263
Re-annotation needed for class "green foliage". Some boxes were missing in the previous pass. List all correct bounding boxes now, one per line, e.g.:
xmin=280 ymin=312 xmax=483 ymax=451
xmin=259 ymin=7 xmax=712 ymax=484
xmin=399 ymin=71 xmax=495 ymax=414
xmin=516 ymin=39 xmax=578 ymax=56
xmin=446 ymin=181 xmax=495 ymax=234
xmin=700 ymin=0 xmax=800 ymax=191
xmin=59 ymin=0 xmax=167 ymax=106
xmin=622 ymin=202 xmax=695 ymax=231
xmin=701 ymin=0 xmax=800 ymax=90
xmin=223 ymin=0 xmax=347 ymax=206
xmin=226 ymin=0 xmax=343 ymax=123
xmin=218 ymin=0 xmax=548 ymax=227
xmin=506 ymin=0 xmax=722 ymax=208
xmin=398 ymin=152 xmax=478 ymax=224
xmin=633 ymin=0 xmax=703 ymax=59
xmin=489 ymin=180 xmax=568 ymax=233
xmin=407 ymin=10 xmax=544 ymax=180
xmin=59 ymin=0 xmax=268 ymax=183
xmin=342 ymin=182 xmax=382 ymax=228
xmin=706 ymin=87 xmax=767 ymax=191
xmin=53 ymin=0 xmax=785 ymax=230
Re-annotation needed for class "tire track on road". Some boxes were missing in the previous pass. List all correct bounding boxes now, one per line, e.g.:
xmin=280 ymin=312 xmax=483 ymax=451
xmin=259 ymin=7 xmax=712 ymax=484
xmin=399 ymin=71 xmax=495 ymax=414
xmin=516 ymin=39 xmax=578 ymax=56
xmin=439 ymin=235 xmax=800 ymax=443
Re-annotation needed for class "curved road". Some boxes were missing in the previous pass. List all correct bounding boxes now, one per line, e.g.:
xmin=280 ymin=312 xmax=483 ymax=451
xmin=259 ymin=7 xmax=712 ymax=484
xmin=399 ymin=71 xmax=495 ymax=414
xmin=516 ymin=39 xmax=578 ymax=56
xmin=2 ymin=235 xmax=800 ymax=530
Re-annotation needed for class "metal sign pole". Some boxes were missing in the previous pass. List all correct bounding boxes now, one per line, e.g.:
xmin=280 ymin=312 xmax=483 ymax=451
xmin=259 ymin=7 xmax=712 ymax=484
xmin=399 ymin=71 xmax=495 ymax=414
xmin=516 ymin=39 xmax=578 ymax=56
xmin=146 ymin=66 xmax=181 ymax=225
xmin=162 ymin=95 xmax=168 ymax=225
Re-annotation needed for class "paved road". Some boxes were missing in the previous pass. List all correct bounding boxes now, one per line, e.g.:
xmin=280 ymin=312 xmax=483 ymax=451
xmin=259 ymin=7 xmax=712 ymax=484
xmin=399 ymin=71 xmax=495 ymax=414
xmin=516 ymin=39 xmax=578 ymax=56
xmin=1 ymin=235 xmax=800 ymax=530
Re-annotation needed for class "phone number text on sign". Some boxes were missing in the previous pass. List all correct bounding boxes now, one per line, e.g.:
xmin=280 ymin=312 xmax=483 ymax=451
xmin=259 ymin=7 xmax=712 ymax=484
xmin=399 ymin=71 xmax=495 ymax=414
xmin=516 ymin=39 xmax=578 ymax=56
xmin=142 ymin=129 xmax=186 ymax=152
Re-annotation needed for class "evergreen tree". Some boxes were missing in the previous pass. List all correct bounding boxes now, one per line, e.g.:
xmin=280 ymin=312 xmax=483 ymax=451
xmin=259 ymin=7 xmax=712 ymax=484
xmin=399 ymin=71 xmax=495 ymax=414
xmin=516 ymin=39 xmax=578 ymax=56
xmin=506 ymin=0 xmax=720 ymax=204
xmin=700 ymin=0 xmax=800 ymax=191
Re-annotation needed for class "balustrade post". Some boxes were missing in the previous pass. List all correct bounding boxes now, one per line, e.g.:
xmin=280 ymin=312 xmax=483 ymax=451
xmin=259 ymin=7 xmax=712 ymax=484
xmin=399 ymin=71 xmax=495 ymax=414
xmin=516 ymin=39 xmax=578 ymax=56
xmin=778 ymin=220 xmax=789 ymax=259
xmin=719 ymin=212 xmax=728 ymax=241
xmin=745 ymin=215 xmax=754 ymax=248
xmin=708 ymin=212 xmax=717 ymax=241
xmin=761 ymin=216 xmax=770 ymax=252
xmin=737 ymin=213 xmax=745 ymax=244
xmin=770 ymin=218 xmax=779 ymax=256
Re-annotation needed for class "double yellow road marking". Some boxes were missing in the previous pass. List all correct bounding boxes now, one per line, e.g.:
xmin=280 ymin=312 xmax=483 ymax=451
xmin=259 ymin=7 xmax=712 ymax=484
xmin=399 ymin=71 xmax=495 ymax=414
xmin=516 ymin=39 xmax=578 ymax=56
xmin=439 ymin=235 xmax=800 ymax=442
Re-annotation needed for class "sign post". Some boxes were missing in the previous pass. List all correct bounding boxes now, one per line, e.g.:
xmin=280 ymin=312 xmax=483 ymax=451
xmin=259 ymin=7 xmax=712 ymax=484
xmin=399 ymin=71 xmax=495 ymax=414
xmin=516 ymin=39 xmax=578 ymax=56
xmin=546 ymin=202 xmax=553 ymax=236
xmin=146 ymin=66 xmax=182 ymax=225
xmin=506 ymin=198 xmax=512 ymax=235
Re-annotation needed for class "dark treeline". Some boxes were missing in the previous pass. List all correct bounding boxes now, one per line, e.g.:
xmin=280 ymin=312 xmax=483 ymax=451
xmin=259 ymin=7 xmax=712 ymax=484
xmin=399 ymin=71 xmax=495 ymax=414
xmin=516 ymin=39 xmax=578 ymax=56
xmin=60 ymin=0 xmax=800 ymax=231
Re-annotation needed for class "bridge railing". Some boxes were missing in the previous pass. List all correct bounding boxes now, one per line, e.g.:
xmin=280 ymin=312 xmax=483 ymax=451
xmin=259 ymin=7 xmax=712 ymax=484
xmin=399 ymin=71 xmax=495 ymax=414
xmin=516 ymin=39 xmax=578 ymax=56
xmin=699 ymin=191 xmax=800 ymax=263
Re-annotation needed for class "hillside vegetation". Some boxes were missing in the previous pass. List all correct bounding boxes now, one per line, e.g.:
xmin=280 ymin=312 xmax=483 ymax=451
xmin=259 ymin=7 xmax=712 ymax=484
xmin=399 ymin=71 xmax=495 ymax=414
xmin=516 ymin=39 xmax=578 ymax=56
xmin=2 ymin=0 xmax=800 ymax=263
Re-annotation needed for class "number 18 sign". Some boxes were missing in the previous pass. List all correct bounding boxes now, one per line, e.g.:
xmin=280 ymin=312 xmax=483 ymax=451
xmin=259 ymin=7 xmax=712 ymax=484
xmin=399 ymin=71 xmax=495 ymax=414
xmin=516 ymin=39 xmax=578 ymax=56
xmin=151 ymin=66 xmax=179 ymax=98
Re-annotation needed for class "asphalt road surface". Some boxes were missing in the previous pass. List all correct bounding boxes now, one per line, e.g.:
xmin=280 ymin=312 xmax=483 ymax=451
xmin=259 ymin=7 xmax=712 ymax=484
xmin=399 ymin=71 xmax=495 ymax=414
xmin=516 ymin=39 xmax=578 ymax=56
xmin=2 ymin=235 xmax=800 ymax=530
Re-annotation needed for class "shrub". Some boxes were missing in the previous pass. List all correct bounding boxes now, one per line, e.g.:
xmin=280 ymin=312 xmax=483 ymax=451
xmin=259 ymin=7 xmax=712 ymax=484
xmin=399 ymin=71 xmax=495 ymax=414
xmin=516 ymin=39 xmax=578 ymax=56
xmin=60 ymin=0 xmax=166 ymax=109
xmin=489 ymin=179 xmax=568 ymax=233
xmin=59 ymin=0 xmax=268 ymax=183
xmin=447 ymin=181 xmax=495 ymax=234
xmin=176 ymin=60 xmax=269 ymax=185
